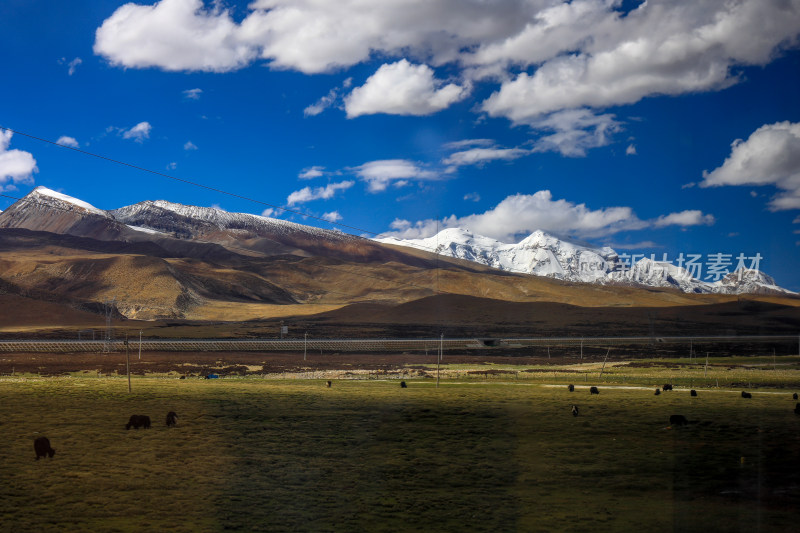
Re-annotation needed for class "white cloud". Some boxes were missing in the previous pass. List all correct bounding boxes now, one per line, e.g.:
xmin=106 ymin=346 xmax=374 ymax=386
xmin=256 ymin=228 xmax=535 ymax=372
xmin=530 ymin=109 xmax=621 ymax=157
xmin=184 ymin=140 xmax=198 ymax=150
xmin=304 ymin=88 xmax=339 ymax=117
xmin=626 ymin=144 xmax=636 ymax=156
xmin=94 ymin=0 xmax=255 ymax=72
xmin=166 ymin=162 xmax=177 ymax=170
xmin=261 ymin=207 xmax=274 ymax=217
xmin=653 ymin=210 xmax=715 ymax=228
xmin=701 ymin=121 xmax=800 ymax=210
xmin=56 ymin=136 xmax=79 ymax=148
xmin=0 ymin=130 xmax=38 ymax=191
xmin=66 ymin=57 xmax=82 ymax=76
xmin=443 ymin=146 xmax=529 ymax=168
xmin=381 ymin=189 xmax=713 ymax=242
xmin=481 ymin=1 xmax=800 ymax=124
xmin=352 ymin=159 xmax=438 ymax=193
xmin=443 ymin=139 xmax=495 ymax=150
xmin=321 ymin=211 xmax=342 ymax=223
xmin=345 ymin=60 xmax=469 ymax=117
xmin=604 ymin=241 xmax=662 ymax=250
xmin=286 ymin=180 xmax=354 ymax=205
xmin=464 ymin=192 xmax=481 ymax=202
xmin=183 ymin=88 xmax=203 ymax=99
xmin=121 ymin=121 xmax=152 ymax=142
xmin=299 ymin=166 xmax=325 ymax=179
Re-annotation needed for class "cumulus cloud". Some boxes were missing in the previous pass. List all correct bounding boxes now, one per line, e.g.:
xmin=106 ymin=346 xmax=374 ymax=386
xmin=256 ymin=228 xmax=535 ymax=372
xmin=56 ymin=136 xmax=79 ymax=148
xmin=701 ymin=121 xmax=800 ymax=210
xmin=184 ymin=140 xmax=198 ymax=150
xmin=321 ymin=211 xmax=342 ymax=223
xmin=530 ymin=109 xmax=621 ymax=157
xmin=94 ymin=1 xmax=800 ymax=155
xmin=345 ymin=60 xmax=469 ymax=117
xmin=381 ymin=189 xmax=713 ymax=242
xmin=653 ymin=210 xmax=715 ymax=228
xmin=183 ymin=88 xmax=203 ymax=99
xmin=481 ymin=1 xmax=800 ymax=124
xmin=95 ymin=0 xmax=255 ymax=72
xmin=299 ymin=166 xmax=326 ymax=179
xmin=286 ymin=180 xmax=354 ymax=205
xmin=121 ymin=121 xmax=152 ymax=142
xmin=0 ymin=130 xmax=38 ymax=191
xmin=352 ymin=159 xmax=438 ymax=192
xmin=261 ymin=207 xmax=274 ymax=217
xmin=626 ymin=144 xmax=636 ymax=156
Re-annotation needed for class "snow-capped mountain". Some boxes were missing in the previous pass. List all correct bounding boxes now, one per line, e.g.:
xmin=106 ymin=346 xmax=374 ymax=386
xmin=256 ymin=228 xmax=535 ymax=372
xmin=376 ymin=228 xmax=794 ymax=295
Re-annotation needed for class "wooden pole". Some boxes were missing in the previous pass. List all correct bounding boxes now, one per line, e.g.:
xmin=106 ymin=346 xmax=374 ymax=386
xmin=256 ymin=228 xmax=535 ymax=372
xmin=598 ymin=348 xmax=610 ymax=379
xmin=436 ymin=333 xmax=442 ymax=388
xmin=704 ymin=352 xmax=709 ymax=378
xmin=125 ymin=334 xmax=131 ymax=393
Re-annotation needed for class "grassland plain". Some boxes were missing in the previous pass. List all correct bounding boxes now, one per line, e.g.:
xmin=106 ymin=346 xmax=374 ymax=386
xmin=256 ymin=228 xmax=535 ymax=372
xmin=1 ymin=376 xmax=799 ymax=532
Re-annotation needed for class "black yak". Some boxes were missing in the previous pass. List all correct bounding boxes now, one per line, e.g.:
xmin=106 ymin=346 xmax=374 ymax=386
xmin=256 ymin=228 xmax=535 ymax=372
xmin=166 ymin=411 xmax=177 ymax=427
xmin=655 ymin=388 xmax=661 ymax=396
xmin=793 ymin=393 xmax=798 ymax=400
xmin=663 ymin=384 xmax=673 ymax=391
xmin=34 ymin=436 xmax=55 ymax=460
xmin=690 ymin=389 xmax=697 ymax=397
xmin=590 ymin=386 xmax=599 ymax=395
xmin=326 ymin=381 xmax=332 ymax=388
xmin=126 ymin=415 xmax=151 ymax=430
xmin=794 ymin=403 xmax=800 ymax=415
xmin=571 ymin=405 xmax=579 ymax=417
xmin=400 ymin=381 xmax=407 ymax=388
xmin=568 ymin=384 xmax=575 ymax=392
xmin=741 ymin=391 xmax=752 ymax=399
xmin=669 ymin=415 xmax=689 ymax=426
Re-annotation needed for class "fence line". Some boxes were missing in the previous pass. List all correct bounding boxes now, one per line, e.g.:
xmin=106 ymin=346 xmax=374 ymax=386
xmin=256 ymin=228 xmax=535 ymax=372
xmin=0 ymin=335 xmax=796 ymax=353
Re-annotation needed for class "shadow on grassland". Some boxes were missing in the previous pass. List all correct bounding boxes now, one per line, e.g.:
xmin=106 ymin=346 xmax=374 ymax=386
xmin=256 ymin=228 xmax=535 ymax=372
xmin=208 ymin=384 xmax=520 ymax=532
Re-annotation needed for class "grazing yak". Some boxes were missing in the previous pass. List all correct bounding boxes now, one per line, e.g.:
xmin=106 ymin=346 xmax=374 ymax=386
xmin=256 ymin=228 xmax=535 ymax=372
xmin=669 ymin=415 xmax=689 ymax=426
xmin=663 ymin=384 xmax=673 ymax=391
xmin=568 ymin=384 xmax=575 ymax=392
xmin=126 ymin=415 xmax=151 ymax=430
xmin=571 ymin=405 xmax=579 ymax=417
xmin=794 ymin=393 xmax=798 ymax=400
xmin=590 ymin=386 xmax=599 ymax=395
xmin=795 ymin=403 xmax=800 ymax=415
xmin=166 ymin=411 xmax=178 ymax=427
xmin=34 ymin=436 xmax=55 ymax=460
xmin=690 ymin=389 xmax=698 ymax=397
xmin=400 ymin=381 xmax=407 ymax=388
xmin=654 ymin=388 xmax=661 ymax=396
xmin=741 ymin=391 xmax=752 ymax=399
xmin=326 ymin=381 xmax=332 ymax=388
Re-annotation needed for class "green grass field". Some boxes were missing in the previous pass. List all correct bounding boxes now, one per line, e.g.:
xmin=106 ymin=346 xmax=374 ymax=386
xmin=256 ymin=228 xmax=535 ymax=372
xmin=1 ymin=370 xmax=799 ymax=532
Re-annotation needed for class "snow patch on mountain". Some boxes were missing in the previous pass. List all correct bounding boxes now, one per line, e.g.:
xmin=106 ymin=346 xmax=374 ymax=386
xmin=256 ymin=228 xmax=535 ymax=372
xmin=29 ymin=186 xmax=109 ymax=217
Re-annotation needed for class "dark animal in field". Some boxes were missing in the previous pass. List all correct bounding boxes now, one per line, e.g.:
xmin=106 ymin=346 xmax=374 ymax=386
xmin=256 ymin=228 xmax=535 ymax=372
xmin=179 ymin=375 xmax=186 ymax=380
xmin=590 ymin=386 xmax=599 ymax=395
xmin=568 ymin=384 xmax=574 ymax=392
xmin=794 ymin=403 xmax=800 ymax=415
xmin=126 ymin=414 xmax=151 ymax=430
xmin=690 ymin=389 xmax=697 ymax=397
xmin=166 ymin=411 xmax=177 ymax=427
xmin=669 ymin=415 xmax=689 ymax=426
xmin=326 ymin=381 xmax=332 ymax=388
xmin=571 ymin=405 xmax=579 ymax=417
xmin=663 ymin=384 xmax=673 ymax=391
xmin=400 ymin=381 xmax=407 ymax=388
xmin=34 ymin=436 xmax=55 ymax=460
xmin=794 ymin=393 xmax=798 ymax=400
xmin=741 ymin=391 xmax=752 ymax=399
xmin=654 ymin=388 xmax=661 ymax=396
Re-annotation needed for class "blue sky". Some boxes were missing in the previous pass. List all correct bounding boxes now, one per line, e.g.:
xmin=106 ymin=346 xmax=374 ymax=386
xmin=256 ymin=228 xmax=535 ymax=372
xmin=1 ymin=0 xmax=800 ymax=288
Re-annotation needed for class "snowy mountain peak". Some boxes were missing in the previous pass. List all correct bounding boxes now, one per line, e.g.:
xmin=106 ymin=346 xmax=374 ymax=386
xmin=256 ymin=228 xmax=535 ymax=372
xmin=28 ymin=186 xmax=109 ymax=217
xmin=376 ymin=227 xmax=794 ymax=296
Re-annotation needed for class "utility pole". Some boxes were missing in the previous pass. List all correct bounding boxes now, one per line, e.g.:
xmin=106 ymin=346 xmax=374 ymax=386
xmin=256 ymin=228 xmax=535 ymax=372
xmin=304 ymin=332 xmax=307 ymax=361
xmin=704 ymin=352 xmax=709 ymax=378
xmin=436 ymin=333 xmax=443 ymax=388
xmin=125 ymin=334 xmax=131 ymax=393
xmin=598 ymin=348 xmax=610 ymax=379
xmin=138 ymin=330 xmax=142 ymax=360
